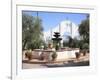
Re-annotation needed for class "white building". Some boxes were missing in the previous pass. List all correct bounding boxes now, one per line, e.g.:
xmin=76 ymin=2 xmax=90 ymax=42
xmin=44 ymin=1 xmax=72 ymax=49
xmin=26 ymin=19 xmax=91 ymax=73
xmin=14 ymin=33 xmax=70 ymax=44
xmin=43 ymin=20 xmax=79 ymax=45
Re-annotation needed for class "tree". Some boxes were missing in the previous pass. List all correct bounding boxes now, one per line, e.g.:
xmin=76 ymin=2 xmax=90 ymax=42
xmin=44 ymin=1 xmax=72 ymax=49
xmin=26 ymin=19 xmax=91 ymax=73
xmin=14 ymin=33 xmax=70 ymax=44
xmin=63 ymin=15 xmax=89 ymax=50
xmin=63 ymin=36 xmax=74 ymax=48
xmin=30 ymin=17 xmax=44 ymax=49
xmin=78 ymin=15 xmax=89 ymax=43
xmin=78 ymin=15 xmax=89 ymax=50
xmin=22 ymin=13 xmax=44 ymax=50
xmin=22 ymin=13 xmax=34 ymax=50
xmin=67 ymin=37 xmax=80 ymax=48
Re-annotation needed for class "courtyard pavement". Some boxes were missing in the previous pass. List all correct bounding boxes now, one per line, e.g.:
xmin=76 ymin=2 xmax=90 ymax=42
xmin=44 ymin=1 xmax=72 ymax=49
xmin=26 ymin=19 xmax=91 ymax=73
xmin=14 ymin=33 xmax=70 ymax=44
xmin=22 ymin=53 xmax=89 ymax=69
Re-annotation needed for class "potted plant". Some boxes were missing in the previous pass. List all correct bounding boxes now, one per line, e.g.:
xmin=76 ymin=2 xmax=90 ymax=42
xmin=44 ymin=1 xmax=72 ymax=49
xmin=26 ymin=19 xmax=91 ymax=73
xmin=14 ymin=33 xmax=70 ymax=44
xmin=25 ymin=50 xmax=32 ymax=60
xmin=52 ymin=51 xmax=57 ymax=61
xmin=75 ymin=52 xmax=80 ymax=59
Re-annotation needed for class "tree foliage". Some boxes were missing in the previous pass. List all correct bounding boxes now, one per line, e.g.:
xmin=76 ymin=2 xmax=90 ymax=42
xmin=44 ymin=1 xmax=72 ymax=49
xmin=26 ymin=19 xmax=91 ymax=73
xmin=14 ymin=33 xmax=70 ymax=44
xmin=79 ymin=15 xmax=89 ymax=43
xmin=22 ymin=13 xmax=34 ymax=50
xmin=78 ymin=15 xmax=89 ymax=50
xmin=63 ymin=15 xmax=89 ymax=50
xmin=63 ymin=36 xmax=79 ymax=48
xmin=22 ymin=13 xmax=44 ymax=50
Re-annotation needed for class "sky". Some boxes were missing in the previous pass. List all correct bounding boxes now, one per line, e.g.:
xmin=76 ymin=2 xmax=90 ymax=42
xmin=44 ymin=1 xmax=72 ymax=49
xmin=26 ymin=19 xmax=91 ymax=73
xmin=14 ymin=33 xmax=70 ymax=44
xmin=22 ymin=11 xmax=89 ymax=32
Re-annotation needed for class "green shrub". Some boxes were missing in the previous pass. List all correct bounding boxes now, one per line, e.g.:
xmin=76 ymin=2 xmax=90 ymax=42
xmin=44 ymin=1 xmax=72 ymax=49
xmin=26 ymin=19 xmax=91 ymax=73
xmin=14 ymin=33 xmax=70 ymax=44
xmin=82 ymin=43 xmax=89 ymax=49
xmin=25 ymin=51 xmax=32 ymax=60
xmin=52 ymin=51 xmax=57 ymax=61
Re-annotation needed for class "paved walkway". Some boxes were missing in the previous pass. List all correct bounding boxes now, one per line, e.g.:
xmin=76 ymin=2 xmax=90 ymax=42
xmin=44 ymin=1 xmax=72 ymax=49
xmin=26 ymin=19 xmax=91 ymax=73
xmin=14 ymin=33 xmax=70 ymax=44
xmin=22 ymin=53 xmax=89 ymax=69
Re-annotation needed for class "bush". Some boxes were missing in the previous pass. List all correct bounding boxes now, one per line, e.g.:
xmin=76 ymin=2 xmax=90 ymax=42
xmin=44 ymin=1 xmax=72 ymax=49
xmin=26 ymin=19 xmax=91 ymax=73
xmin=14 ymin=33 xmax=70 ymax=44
xmin=75 ymin=52 xmax=80 ymax=59
xmin=82 ymin=43 xmax=89 ymax=49
xmin=25 ymin=51 xmax=32 ymax=60
xmin=55 ymin=44 xmax=59 ymax=50
xmin=52 ymin=51 xmax=57 ymax=61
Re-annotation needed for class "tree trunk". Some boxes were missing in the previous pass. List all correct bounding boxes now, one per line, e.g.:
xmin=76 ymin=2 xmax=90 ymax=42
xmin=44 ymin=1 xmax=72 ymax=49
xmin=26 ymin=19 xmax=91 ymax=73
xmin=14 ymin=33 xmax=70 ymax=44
xmin=23 ymin=40 xmax=27 ymax=50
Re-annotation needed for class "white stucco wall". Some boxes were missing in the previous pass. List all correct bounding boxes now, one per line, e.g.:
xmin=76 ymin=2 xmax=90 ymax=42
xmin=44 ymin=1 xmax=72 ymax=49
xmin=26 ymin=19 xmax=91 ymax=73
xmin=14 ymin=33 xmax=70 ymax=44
xmin=56 ymin=49 xmax=79 ymax=60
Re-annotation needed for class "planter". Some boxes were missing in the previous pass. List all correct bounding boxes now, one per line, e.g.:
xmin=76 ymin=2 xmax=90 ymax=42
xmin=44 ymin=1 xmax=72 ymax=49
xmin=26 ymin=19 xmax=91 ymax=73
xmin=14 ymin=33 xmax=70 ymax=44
xmin=75 ymin=52 xmax=80 ymax=59
xmin=25 ymin=52 xmax=32 ymax=60
xmin=52 ymin=51 xmax=57 ymax=61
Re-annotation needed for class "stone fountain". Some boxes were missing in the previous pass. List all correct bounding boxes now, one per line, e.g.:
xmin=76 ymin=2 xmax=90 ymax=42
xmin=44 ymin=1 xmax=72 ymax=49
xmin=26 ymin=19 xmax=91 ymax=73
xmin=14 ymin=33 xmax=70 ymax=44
xmin=52 ymin=32 xmax=62 ymax=50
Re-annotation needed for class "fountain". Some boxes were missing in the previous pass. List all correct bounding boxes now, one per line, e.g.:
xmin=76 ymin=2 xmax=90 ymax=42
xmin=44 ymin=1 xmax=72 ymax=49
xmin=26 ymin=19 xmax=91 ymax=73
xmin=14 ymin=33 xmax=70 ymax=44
xmin=52 ymin=32 xmax=62 ymax=50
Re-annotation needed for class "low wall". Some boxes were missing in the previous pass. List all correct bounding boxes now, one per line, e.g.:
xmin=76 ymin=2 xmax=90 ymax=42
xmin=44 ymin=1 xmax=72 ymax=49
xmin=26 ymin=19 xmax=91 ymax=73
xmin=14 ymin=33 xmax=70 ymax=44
xmin=56 ymin=49 xmax=79 ymax=60
xmin=23 ymin=49 xmax=79 ymax=61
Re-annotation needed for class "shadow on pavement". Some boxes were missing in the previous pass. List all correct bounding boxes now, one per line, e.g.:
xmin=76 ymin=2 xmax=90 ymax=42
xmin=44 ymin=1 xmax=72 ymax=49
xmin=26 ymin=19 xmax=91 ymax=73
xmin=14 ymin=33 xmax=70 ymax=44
xmin=44 ymin=61 xmax=89 ymax=68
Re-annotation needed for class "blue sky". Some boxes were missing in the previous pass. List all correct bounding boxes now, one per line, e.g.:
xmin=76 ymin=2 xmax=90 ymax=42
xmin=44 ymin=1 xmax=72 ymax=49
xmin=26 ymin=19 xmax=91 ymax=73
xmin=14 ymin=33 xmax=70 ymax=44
xmin=22 ymin=11 xmax=88 ymax=32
